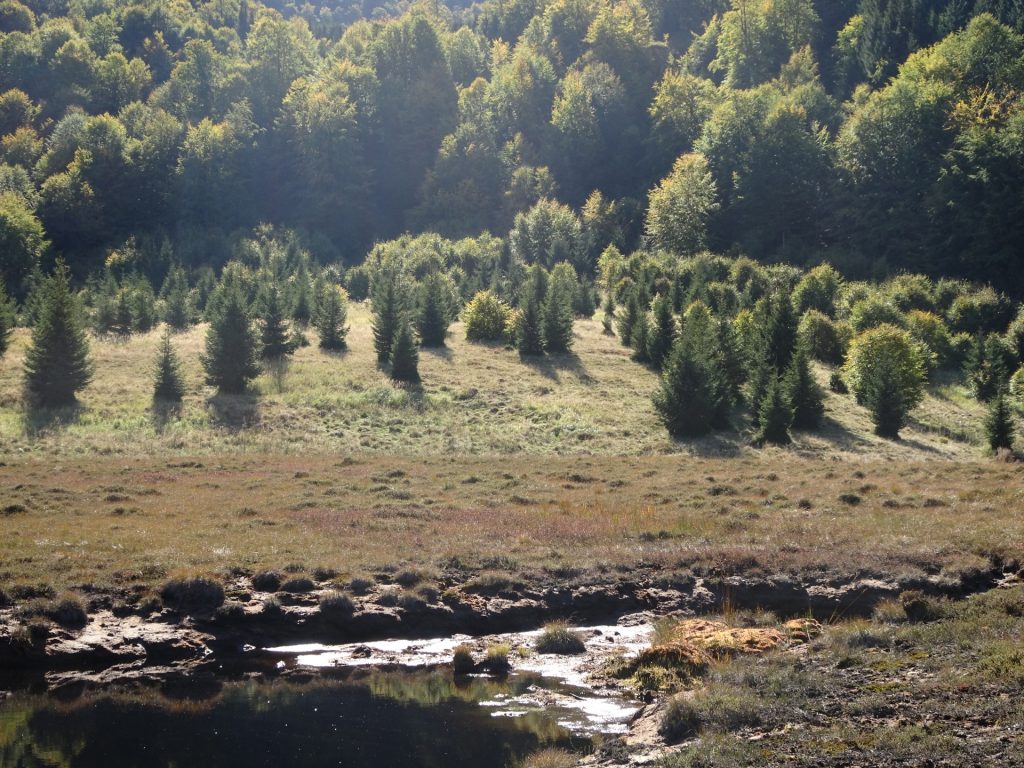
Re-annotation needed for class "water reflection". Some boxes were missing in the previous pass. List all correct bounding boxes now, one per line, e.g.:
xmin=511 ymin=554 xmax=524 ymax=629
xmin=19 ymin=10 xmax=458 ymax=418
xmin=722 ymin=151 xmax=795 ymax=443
xmin=0 ymin=669 xmax=597 ymax=768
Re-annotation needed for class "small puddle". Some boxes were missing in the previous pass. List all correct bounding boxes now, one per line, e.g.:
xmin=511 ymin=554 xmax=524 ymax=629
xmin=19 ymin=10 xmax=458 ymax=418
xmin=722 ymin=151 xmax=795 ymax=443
xmin=0 ymin=621 xmax=651 ymax=767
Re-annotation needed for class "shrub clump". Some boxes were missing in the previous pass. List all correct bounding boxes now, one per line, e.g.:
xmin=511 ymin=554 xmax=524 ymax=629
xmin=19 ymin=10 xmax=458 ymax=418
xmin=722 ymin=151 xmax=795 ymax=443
xmin=659 ymin=694 xmax=700 ymax=743
xmin=523 ymin=748 xmax=577 ymax=768
xmin=160 ymin=576 xmax=225 ymax=612
xmin=453 ymin=644 xmax=475 ymax=674
xmin=319 ymin=591 xmax=356 ymax=621
xmin=482 ymin=643 xmax=511 ymax=673
xmin=17 ymin=593 xmax=89 ymax=629
xmin=279 ymin=576 xmax=315 ymax=593
xmin=463 ymin=290 xmax=510 ymax=342
xmin=535 ymin=622 xmax=586 ymax=655
xmin=251 ymin=571 xmax=283 ymax=592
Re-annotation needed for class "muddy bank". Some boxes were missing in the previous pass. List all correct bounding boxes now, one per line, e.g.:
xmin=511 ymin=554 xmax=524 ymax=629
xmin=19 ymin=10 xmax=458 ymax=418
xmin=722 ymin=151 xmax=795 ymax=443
xmin=0 ymin=562 xmax=1012 ymax=677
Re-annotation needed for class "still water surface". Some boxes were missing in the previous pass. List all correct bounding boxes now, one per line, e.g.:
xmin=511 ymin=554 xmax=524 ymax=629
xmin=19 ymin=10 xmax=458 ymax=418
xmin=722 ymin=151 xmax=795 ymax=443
xmin=0 ymin=668 xmax=613 ymax=767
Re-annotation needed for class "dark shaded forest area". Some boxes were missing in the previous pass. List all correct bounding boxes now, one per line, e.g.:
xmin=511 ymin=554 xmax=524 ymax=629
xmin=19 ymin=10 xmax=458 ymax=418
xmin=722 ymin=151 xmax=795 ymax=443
xmin=1 ymin=0 xmax=1023 ymax=300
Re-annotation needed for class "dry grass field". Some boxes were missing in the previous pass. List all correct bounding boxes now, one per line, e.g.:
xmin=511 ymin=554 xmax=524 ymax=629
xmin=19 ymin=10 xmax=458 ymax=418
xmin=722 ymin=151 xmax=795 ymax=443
xmin=0 ymin=307 xmax=1015 ymax=599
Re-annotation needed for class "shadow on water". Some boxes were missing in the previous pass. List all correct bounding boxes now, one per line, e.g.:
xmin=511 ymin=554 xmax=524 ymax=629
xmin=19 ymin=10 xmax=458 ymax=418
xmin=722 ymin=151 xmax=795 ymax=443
xmin=207 ymin=393 xmax=260 ymax=432
xmin=0 ymin=670 xmax=593 ymax=768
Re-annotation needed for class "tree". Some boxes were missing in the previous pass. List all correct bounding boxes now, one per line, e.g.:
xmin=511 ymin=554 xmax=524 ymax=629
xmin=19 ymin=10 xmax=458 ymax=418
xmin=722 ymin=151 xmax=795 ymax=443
xmin=784 ymin=345 xmax=824 ymax=430
xmin=112 ymin=289 xmax=134 ymax=338
xmin=0 ymin=279 xmax=13 ymax=359
xmin=371 ymin=271 xmax=404 ymax=365
xmin=631 ymin=312 xmax=652 ymax=364
xmin=542 ymin=265 xmax=576 ymax=353
xmin=389 ymin=319 xmax=420 ymax=383
xmin=417 ymin=273 xmax=451 ymax=347
xmin=965 ymin=333 xmax=1011 ymax=402
xmin=463 ymin=290 xmax=510 ymax=342
xmin=653 ymin=335 xmax=724 ymax=438
xmin=258 ymin=285 xmax=296 ymax=360
xmin=517 ymin=291 xmax=546 ymax=356
xmin=153 ymin=331 xmax=185 ymax=404
xmin=645 ymin=153 xmax=719 ymax=256
xmin=201 ymin=282 xmax=260 ymax=394
xmin=23 ymin=262 xmax=93 ymax=407
xmin=161 ymin=265 xmax=192 ymax=331
xmin=601 ymin=289 xmax=615 ymax=335
xmin=844 ymin=325 xmax=927 ymax=438
xmin=985 ymin=391 xmax=1015 ymax=452
xmin=755 ymin=375 xmax=793 ymax=445
xmin=617 ymin=289 xmax=641 ymax=348
xmin=647 ymin=295 xmax=676 ymax=370
xmin=314 ymin=284 xmax=349 ymax=351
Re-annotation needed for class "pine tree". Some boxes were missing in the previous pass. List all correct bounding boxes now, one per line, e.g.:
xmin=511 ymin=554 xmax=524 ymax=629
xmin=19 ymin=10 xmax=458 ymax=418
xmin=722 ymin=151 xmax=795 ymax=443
xmin=966 ymin=333 xmax=1010 ymax=401
xmin=371 ymin=271 xmax=403 ymax=365
xmin=152 ymin=330 xmax=185 ymax=403
xmin=647 ymin=295 xmax=676 ymax=370
xmin=755 ymin=375 xmax=793 ymax=445
xmin=161 ymin=265 xmax=192 ymax=331
xmin=24 ymin=262 xmax=93 ymax=407
xmin=201 ymin=282 xmax=260 ymax=394
xmin=717 ymin=317 xmax=746 ymax=405
xmin=390 ymin=319 xmax=420 ymax=383
xmin=747 ymin=350 xmax=773 ymax=427
xmin=112 ymin=289 xmax=134 ymax=338
xmin=291 ymin=268 xmax=313 ymax=327
xmin=784 ymin=345 xmax=825 ymax=430
xmin=131 ymin=283 xmax=157 ymax=332
xmin=0 ymin=279 xmax=15 ymax=360
xmin=542 ymin=272 xmax=575 ymax=353
xmin=764 ymin=292 xmax=798 ymax=371
xmin=417 ymin=273 xmax=450 ymax=347
xmin=518 ymin=291 xmax=545 ymax=356
xmin=617 ymin=290 xmax=640 ymax=347
xmin=259 ymin=285 xmax=296 ymax=359
xmin=574 ymin=280 xmax=596 ymax=318
xmin=653 ymin=337 xmax=717 ymax=438
xmin=631 ymin=311 xmax=652 ymax=363
xmin=985 ymin=390 xmax=1014 ymax=452
xmin=314 ymin=284 xmax=348 ymax=351
xmin=601 ymin=290 xmax=615 ymax=335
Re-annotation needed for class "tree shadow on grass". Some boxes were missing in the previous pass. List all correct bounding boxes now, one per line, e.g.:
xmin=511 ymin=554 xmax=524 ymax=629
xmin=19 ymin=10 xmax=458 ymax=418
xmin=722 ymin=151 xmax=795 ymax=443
xmin=207 ymin=392 xmax=260 ymax=432
xmin=518 ymin=351 xmax=594 ymax=383
xmin=420 ymin=345 xmax=454 ymax=362
xmin=22 ymin=402 xmax=84 ymax=438
xmin=150 ymin=401 xmax=183 ymax=434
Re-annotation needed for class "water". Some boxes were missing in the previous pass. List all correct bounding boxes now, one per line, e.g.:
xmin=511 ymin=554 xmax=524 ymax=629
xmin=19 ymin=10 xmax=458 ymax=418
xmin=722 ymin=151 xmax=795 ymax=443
xmin=0 ymin=668 xmax=622 ymax=767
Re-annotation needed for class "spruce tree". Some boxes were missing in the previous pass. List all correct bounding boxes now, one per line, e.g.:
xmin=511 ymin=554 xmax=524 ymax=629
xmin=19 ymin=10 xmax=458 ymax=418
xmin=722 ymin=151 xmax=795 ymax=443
xmin=131 ymin=282 xmax=157 ymax=332
xmin=161 ymin=265 xmax=192 ymax=331
xmin=371 ymin=271 xmax=403 ymax=365
xmin=390 ymin=319 xmax=420 ymax=383
xmin=784 ymin=345 xmax=825 ymax=430
xmin=259 ymin=285 xmax=296 ymax=359
xmin=112 ymin=289 xmax=134 ymax=338
xmin=985 ymin=390 xmax=1014 ymax=452
xmin=764 ymin=292 xmax=798 ymax=371
xmin=153 ymin=330 xmax=185 ymax=403
xmin=542 ymin=272 xmax=575 ymax=353
xmin=747 ymin=350 xmax=773 ymax=427
xmin=601 ymin=290 xmax=615 ymax=335
xmin=653 ymin=337 xmax=716 ymax=438
xmin=647 ymin=295 xmax=676 ymax=370
xmin=755 ymin=376 xmax=793 ymax=445
xmin=966 ymin=333 xmax=1010 ymax=401
xmin=24 ymin=262 xmax=93 ymax=407
xmin=0 ymin=279 xmax=15 ymax=359
xmin=314 ymin=284 xmax=348 ymax=351
xmin=201 ymin=282 xmax=260 ymax=394
xmin=291 ymin=269 xmax=313 ymax=327
xmin=574 ymin=280 xmax=597 ymax=318
xmin=518 ymin=291 xmax=545 ymax=356
xmin=617 ymin=290 xmax=640 ymax=347
xmin=417 ymin=273 xmax=450 ymax=347
xmin=631 ymin=311 xmax=652 ymax=363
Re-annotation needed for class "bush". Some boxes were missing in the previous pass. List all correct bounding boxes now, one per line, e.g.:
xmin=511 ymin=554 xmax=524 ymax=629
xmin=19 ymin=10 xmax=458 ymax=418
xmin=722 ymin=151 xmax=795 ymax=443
xmin=319 ymin=591 xmax=356 ymax=621
xmin=345 ymin=266 xmax=370 ymax=301
xmin=844 ymin=325 xmax=927 ymax=438
xmin=279 ymin=576 xmax=315 ymax=593
xmin=792 ymin=263 xmax=842 ymax=316
xmin=453 ymin=644 xmax=475 ymax=674
xmin=849 ymin=296 xmax=905 ymax=334
xmin=251 ymin=570 xmax=282 ymax=592
xmin=17 ymin=593 xmax=88 ymax=629
xmin=659 ymin=695 xmax=700 ymax=743
xmin=160 ymin=575 xmax=225 ymax=612
xmin=535 ymin=622 xmax=586 ymax=655
xmin=348 ymin=575 xmax=375 ymax=595
xmin=463 ymin=290 xmax=511 ymax=342
xmin=946 ymin=287 xmax=1013 ymax=334
xmin=797 ymin=310 xmax=848 ymax=365
xmin=905 ymin=310 xmax=953 ymax=369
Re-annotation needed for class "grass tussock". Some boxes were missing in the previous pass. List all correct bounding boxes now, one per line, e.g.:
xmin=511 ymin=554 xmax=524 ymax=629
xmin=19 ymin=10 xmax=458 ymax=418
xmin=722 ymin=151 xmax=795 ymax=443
xmin=160 ymin=575 xmax=225 ymax=613
xmin=535 ymin=623 xmax=586 ymax=655
xmin=522 ymin=748 xmax=577 ymax=768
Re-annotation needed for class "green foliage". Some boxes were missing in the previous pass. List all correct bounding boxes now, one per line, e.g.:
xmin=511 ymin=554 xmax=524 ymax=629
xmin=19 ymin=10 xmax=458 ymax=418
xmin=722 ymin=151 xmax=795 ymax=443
xmin=647 ymin=295 xmax=676 ymax=370
xmin=23 ymin=262 xmax=93 ymax=407
xmin=645 ymin=153 xmax=719 ymax=256
xmin=844 ymin=325 xmax=927 ymax=438
xmin=258 ymin=285 xmax=297 ymax=360
xmin=654 ymin=315 xmax=731 ymax=438
xmin=201 ymin=281 xmax=260 ymax=395
xmin=617 ymin=290 xmax=641 ymax=348
xmin=985 ymin=391 xmax=1015 ymax=452
xmin=371 ymin=271 xmax=405 ymax=366
xmin=314 ymin=284 xmax=349 ymax=351
xmin=755 ymin=375 xmax=793 ymax=445
xmin=416 ymin=273 xmax=452 ymax=347
xmin=797 ymin=309 xmax=848 ymax=365
xmin=152 ymin=331 xmax=185 ymax=404
xmin=0 ymin=278 xmax=13 ymax=359
xmin=965 ymin=333 xmax=1012 ymax=401
xmin=161 ymin=265 xmax=193 ymax=331
xmin=784 ymin=345 xmax=824 ymax=430
xmin=463 ymin=290 xmax=511 ymax=342
xmin=517 ymin=291 xmax=545 ymax=356
xmin=850 ymin=296 xmax=906 ymax=334
xmin=792 ymin=264 xmax=842 ymax=316
xmin=346 ymin=267 xmax=370 ymax=302
xmin=542 ymin=263 xmax=576 ymax=353
xmin=389 ymin=318 xmax=420 ymax=383
xmin=630 ymin=311 xmax=652 ymax=364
